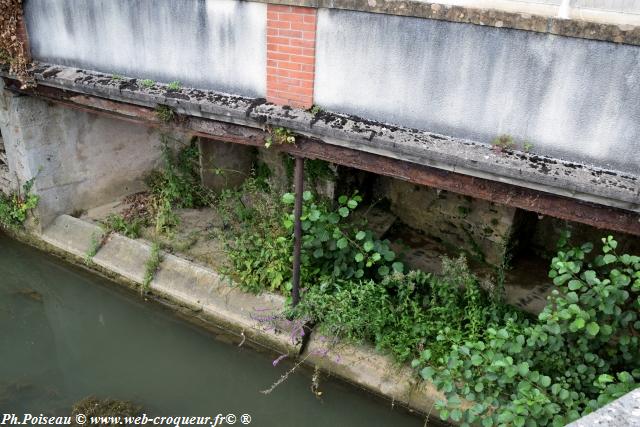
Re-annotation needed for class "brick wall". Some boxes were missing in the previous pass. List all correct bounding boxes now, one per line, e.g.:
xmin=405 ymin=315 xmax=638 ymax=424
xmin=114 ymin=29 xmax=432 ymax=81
xmin=266 ymin=4 xmax=316 ymax=109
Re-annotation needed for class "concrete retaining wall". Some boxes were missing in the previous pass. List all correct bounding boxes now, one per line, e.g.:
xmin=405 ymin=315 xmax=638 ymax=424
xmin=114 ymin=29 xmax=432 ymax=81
xmin=0 ymin=80 xmax=179 ymax=229
xmin=24 ymin=0 xmax=267 ymax=97
xmin=314 ymin=8 xmax=640 ymax=175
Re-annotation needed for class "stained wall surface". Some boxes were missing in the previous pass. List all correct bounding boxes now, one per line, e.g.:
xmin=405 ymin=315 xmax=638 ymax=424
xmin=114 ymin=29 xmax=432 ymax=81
xmin=24 ymin=0 xmax=267 ymax=97
xmin=314 ymin=9 xmax=640 ymax=174
xmin=0 ymin=80 xmax=181 ymax=229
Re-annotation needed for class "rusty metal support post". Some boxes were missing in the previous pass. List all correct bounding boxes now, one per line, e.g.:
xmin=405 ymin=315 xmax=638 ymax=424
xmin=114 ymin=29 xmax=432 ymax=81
xmin=291 ymin=156 xmax=304 ymax=306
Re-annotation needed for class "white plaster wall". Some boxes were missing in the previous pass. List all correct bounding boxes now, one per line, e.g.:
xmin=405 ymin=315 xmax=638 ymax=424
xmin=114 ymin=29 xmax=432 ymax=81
xmin=315 ymin=9 xmax=640 ymax=174
xmin=24 ymin=0 xmax=267 ymax=97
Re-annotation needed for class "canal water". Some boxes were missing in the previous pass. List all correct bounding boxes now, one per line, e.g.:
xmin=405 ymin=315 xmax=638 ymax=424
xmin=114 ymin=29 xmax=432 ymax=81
xmin=0 ymin=233 xmax=424 ymax=426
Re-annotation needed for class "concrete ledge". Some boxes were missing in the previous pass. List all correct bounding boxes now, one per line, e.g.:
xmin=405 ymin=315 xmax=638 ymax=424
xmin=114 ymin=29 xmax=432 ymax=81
xmin=303 ymin=336 xmax=444 ymax=415
xmin=38 ymin=214 xmax=446 ymax=416
xmin=567 ymin=388 xmax=640 ymax=427
xmin=251 ymin=0 xmax=640 ymax=46
xmin=15 ymin=64 xmax=638 ymax=214
xmin=41 ymin=215 xmax=299 ymax=356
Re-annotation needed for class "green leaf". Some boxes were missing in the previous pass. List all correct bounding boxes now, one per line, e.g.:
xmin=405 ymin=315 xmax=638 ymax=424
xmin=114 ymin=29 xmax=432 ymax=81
xmin=570 ymin=318 xmax=585 ymax=331
xmin=354 ymin=253 xmax=364 ymax=262
xmin=482 ymin=417 xmax=494 ymax=427
xmin=309 ymin=209 xmax=320 ymax=221
xmin=586 ymin=322 xmax=600 ymax=336
xmin=583 ymin=270 xmax=598 ymax=285
xmin=539 ymin=376 xmax=551 ymax=388
xmin=392 ymin=262 xmax=404 ymax=273
xmin=518 ymin=362 xmax=530 ymax=376
xmin=282 ymin=193 xmax=295 ymax=205
xmin=471 ymin=354 xmax=483 ymax=366
xmin=568 ymin=280 xmax=583 ymax=291
xmin=451 ymin=409 xmax=462 ymax=422
xmin=553 ymin=273 xmax=572 ymax=286
xmin=363 ymin=241 xmax=375 ymax=252
xmin=603 ymin=254 xmax=617 ymax=265
xmin=338 ymin=195 xmax=348 ymax=204
xmin=336 ymin=238 xmax=348 ymax=249
xmin=347 ymin=199 xmax=358 ymax=209
xmin=421 ymin=366 xmax=435 ymax=380
xmin=313 ymin=248 xmax=324 ymax=258
xmin=355 ymin=231 xmax=366 ymax=241
xmin=302 ymin=191 xmax=313 ymax=201
xmin=378 ymin=265 xmax=390 ymax=276
xmin=338 ymin=207 xmax=350 ymax=218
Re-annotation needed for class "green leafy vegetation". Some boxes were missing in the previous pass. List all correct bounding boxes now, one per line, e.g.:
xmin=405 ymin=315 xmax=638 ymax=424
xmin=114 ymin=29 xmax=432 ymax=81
xmin=155 ymin=105 xmax=175 ymax=123
xmin=411 ymin=235 xmax=640 ymax=426
xmin=265 ymin=127 xmax=296 ymax=149
xmin=140 ymin=79 xmax=155 ymax=89
xmin=524 ymin=141 xmax=534 ymax=153
xmin=102 ymin=213 xmax=145 ymax=239
xmin=146 ymin=135 xmax=213 ymax=234
xmin=218 ymin=182 xmax=401 ymax=296
xmin=283 ymin=156 xmax=336 ymax=189
xmin=217 ymin=177 xmax=292 ymax=294
xmin=0 ymin=178 xmax=39 ymax=228
xmin=84 ymin=230 xmax=105 ymax=265
xmin=219 ymin=174 xmax=639 ymax=425
xmin=491 ymin=134 xmax=516 ymax=152
xmin=309 ymin=105 xmax=322 ymax=115
xmin=167 ymin=80 xmax=181 ymax=91
xmin=142 ymin=242 xmax=162 ymax=292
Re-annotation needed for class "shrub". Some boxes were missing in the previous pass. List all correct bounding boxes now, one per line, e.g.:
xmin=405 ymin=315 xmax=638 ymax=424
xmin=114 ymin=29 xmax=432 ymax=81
xmin=412 ymin=235 xmax=640 ymax=426
xmin=0 ymin=178 xmax=39 ymax=228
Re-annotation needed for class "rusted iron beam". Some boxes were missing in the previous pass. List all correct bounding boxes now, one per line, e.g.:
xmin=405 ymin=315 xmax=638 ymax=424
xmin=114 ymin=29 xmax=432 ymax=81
xmin=4 ymin=77 xmax=639 ymax=237
xmin=291 ymin=156 xmax=304 ymax=306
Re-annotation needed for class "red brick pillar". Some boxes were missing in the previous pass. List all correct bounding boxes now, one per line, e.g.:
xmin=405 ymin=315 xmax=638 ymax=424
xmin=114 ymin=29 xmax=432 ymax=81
xmin=266 ymin=4 xmax=317 ymax=109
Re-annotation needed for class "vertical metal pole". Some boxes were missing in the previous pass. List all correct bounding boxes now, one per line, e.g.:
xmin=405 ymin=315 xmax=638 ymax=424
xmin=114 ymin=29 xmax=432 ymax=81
xmin=291 ymin=156 xmax=304 ymax=306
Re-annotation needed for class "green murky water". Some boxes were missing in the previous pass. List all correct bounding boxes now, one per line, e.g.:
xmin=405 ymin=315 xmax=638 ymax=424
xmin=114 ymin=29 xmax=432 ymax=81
xmin=0 ymin=233 xmax=425 ymax=426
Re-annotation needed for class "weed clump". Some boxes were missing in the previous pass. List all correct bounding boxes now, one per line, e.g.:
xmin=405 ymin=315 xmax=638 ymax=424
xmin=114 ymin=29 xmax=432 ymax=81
xmin=0 ymin=178 xmax=39 ymax=229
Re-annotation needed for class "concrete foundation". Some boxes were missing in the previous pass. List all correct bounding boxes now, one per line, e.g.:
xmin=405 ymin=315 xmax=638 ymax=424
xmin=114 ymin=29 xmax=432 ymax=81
xmin=379 ymin=177 xmax=518 ymax=266
xmin=199 ymin=137 xmax=255 ymax=192
xmin=256 ymin=147 xmax=338 ymax=200
xmin=0 ymin=81 xmax=183 ymax=229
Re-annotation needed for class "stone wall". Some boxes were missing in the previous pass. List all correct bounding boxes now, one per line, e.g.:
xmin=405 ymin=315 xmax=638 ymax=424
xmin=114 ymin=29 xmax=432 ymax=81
xmin=378 ymin=177 xmax=519 ymax=266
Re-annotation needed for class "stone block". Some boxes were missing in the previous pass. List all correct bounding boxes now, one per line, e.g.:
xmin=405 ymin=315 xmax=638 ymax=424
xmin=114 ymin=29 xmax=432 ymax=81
xmin=379 ymin=177 xmax=518 ymax=266
xmin=199 ymin=137 xmax=256 ymax=192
